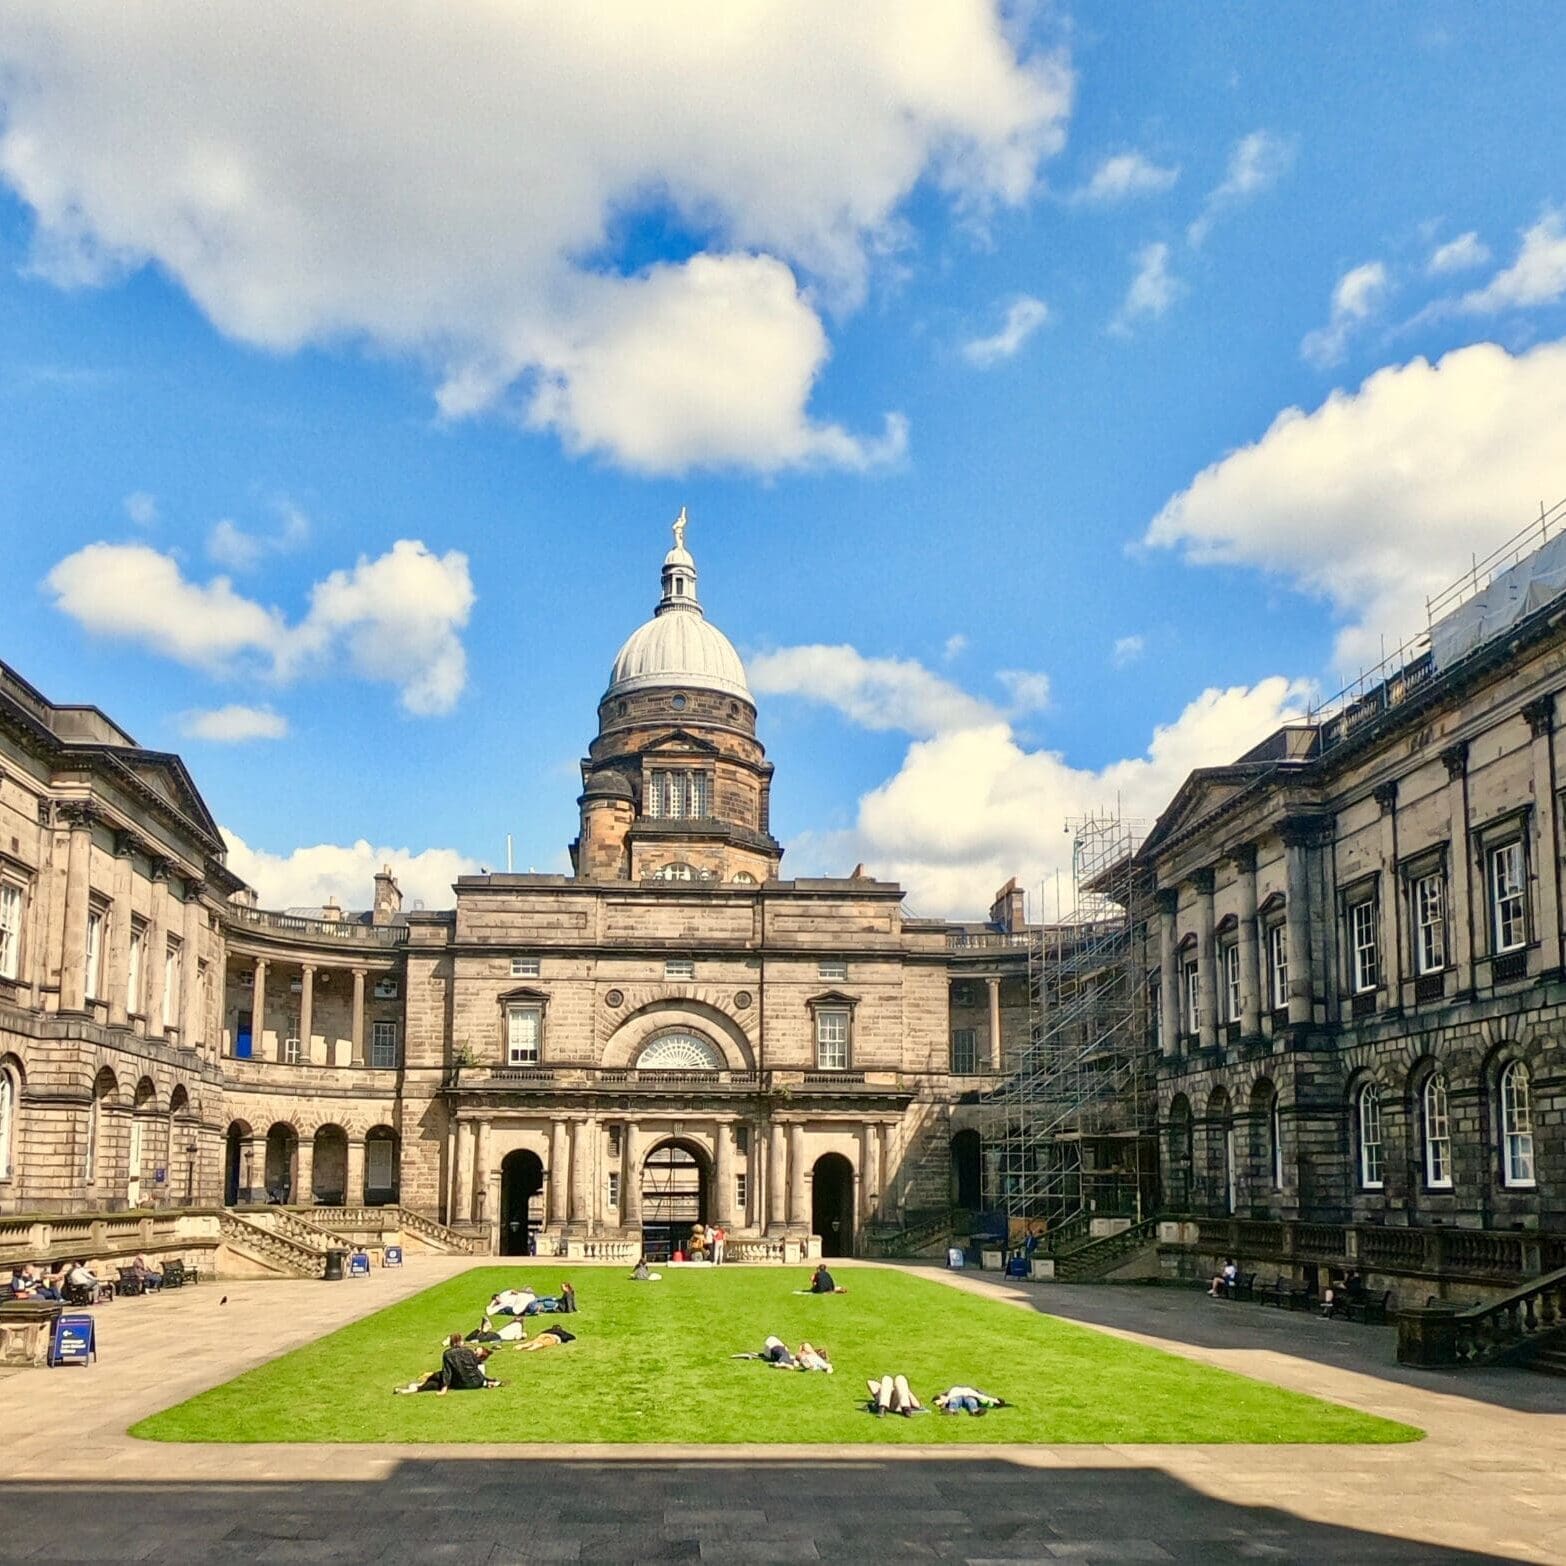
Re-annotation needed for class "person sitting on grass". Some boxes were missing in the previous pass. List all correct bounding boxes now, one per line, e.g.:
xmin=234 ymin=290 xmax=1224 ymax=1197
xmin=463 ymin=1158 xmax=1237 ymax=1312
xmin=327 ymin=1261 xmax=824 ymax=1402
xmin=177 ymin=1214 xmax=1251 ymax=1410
xmin=514 ymin=1323 xmax=576 ymax=1352
xmin=394 ymin=1335 xmax=502 ymax=1394
xmin=866 ymin=1373 xmax=925 ymax=1417
xmin=804 ymin=1263 xmax=847 ymax=1295
xmin=1208 ymin=1258 xmax=1238 ymax=1298
xmin=630 ymin=1258 xmax=661 ymax=1282
xmin=487 ymin=1286 xmax=536 ymax=1317
xmin=560 ymin=1281 xmax=577 ymax=1312
xmin=934 ymin=1386 xmax=1009 ymax=1415
xmin=465 ymin=1313 xmax=527 ymax=1344
xmin=734 ymin=1334 xmax=796 ymax=1367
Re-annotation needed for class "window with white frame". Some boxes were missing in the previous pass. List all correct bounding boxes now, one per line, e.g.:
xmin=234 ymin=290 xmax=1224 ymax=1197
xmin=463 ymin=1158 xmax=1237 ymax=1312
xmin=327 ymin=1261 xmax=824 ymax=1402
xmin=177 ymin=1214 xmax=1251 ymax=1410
xmin=1271 ymin=1098 xmax=1283 ymax=1190
xmin=1500 ymin=1060 xmax=1535 ymax=1187
xmin=371 ymin=1020 xmax=398 ymax=1069
xmin=1414 ymin=872 xmax=1446 ymax=975
xmin=735 ymin=1171 xmax=748 ymax=1211
xmin=284 ymin=1035 xmax=302 ymax=1065
xmin=0 ymin=1065 xmax=15 ymax=1179
xmin=0 ymin=880 xmax=23 ymax=981
xmin=950 ymin=1027 xmax=979 ymax=1075
xmin=163 ymin=940 xmax=181 ymax=1030
xmin=646 ymin=769 xmax=711 ymax=820
xmin=1222 ymin=942 xmax=1241 ymax=1023
xmin=510 ymin=957 xmax=540 ymax=979
xmin=84 ymin=908 xmax=104 ymax=1000
xmin=653 ymin=862 xmax=696 ymax=881
xmin=665 ymin=958 xmax=695 ymax=980
xmin=1182 ymin=957 xmax=1200 ymax=1035
xmin=818 ymin=959 xmax=848 ymax=981
xmin=506 ymin=1005 xmax=541 ymax=1065
xmin=1267 ymin=922 xmax=1289 ymax=1011
xmin=1423 ymin=1071 xmax=1452 ymax=1189
xmin=127 ymin=922 xmax=145 ymax=1014
xmin=1349 ymin=898 xmax=1378 ymax=993
xmin=815 ymin=1007 xmax=850 ymax=1070
xmin=83 ymin=1093 xmax=99 ymax=1181
xmin=1357 ymin=1082 xmax=1384 ymax=1189
xmin=607 ymin=1171 xmax=620 ymax=1210
xmin=1489 ymin=841 xmax=1527 ymax=954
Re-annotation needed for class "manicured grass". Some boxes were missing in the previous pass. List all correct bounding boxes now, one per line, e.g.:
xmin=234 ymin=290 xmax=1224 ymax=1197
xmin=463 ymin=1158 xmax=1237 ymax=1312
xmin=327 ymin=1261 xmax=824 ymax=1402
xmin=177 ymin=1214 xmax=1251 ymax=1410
xmin=131 ymin=1265 xmax=1421 ymax=1445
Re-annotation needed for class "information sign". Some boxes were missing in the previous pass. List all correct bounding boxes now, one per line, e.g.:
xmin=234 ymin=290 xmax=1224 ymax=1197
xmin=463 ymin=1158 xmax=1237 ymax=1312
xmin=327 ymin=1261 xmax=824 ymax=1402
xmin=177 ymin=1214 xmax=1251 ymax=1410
xmin=50 ymin=1313 xmax=97 ymax=1367
xmin=382 ymin=1245 xmax=403 ymax=1267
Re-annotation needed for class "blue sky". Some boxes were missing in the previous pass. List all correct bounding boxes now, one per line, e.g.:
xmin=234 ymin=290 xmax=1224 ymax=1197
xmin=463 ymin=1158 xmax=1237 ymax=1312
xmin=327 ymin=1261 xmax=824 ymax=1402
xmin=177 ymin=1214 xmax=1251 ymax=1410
xmin=3 ymin=4 xmax=1566 ymax=916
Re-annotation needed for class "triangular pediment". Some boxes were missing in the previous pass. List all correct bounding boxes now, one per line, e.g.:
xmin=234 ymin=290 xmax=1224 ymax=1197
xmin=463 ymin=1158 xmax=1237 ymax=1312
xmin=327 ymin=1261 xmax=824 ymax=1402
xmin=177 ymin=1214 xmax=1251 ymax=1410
xmin=641 ymin=728 xmax=722 ymax=756
xmin=114 ymin=749 xmax=224 ymax=847
xmin=1139 ymin=768 xmax=1253 ymax=860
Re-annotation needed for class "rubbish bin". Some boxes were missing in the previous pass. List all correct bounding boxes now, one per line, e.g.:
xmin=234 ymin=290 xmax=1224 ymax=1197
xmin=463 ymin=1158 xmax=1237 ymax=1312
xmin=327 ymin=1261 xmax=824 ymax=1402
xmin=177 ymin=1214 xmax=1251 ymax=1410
xmin=323 ymin=1248 xmax=347 ymax=1282
xmin=1396 ymin=1304 xmax=1461 ymax=1367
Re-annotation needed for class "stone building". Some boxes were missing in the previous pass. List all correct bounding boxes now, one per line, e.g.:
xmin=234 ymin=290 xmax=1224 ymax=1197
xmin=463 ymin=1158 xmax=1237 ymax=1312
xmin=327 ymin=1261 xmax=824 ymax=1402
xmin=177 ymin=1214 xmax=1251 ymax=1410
xmin=1136 ymin=528 xmax=1566 ymax=1289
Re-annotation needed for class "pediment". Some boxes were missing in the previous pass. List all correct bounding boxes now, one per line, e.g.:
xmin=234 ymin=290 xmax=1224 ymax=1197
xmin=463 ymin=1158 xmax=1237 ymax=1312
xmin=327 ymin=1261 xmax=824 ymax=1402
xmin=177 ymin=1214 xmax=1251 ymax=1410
xmin=120 ymin=751 xmax=224 ymax=846
xmin=640 ymin=728 xmax=722 ymax=757
xmin=1140 ymin=769 xmax=1252 ymax=861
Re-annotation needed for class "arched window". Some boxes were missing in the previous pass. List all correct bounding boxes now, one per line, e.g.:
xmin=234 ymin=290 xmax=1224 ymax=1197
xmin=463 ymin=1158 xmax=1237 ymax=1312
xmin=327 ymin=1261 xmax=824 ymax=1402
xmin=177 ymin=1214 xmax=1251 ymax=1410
xmin=1500 ymin=1061 xmax=1535 ymax=1187
xmin=0 ymin=1065 xmax=15 ymax=1180
xmin=1423 ymin=1072 xmax=1452 ymax=1189
xmin=732 ymin=871 xmax=756 ymax=884
xmin=652 ymin=862 xmax=695 ymax=882
xmin=1357 ymin=1083 xmax=1384 ymax=1190
xmin=635 ymin=1033 xmax=724 ymax=1071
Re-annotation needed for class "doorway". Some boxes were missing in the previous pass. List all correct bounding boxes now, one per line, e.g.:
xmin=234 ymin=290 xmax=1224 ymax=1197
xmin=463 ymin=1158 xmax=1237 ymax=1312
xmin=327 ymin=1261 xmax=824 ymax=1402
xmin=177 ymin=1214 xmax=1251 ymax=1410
xmin=641 ymin=1139 xmax=708 ymax=1261
xmin=500 ymin=1149 xmax=544 ymax=1255
xmin=951 ymin=1129 xmax=982 ymax=1211
xmin=811 ymin=1152 xmax=855 ymax=1257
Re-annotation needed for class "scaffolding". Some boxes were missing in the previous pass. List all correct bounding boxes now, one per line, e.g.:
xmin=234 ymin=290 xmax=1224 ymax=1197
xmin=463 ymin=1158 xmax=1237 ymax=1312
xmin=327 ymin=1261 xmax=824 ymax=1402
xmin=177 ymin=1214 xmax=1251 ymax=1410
xmin=985 ymin=810 xmax=1158 ymax=1236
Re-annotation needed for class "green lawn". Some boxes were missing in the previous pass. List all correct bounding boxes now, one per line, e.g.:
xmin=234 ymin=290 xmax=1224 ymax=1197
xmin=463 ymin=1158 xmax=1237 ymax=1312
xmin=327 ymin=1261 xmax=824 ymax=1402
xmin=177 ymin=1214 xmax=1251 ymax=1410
xmin=131 ymin=1265 xmax=1422 ymax=1445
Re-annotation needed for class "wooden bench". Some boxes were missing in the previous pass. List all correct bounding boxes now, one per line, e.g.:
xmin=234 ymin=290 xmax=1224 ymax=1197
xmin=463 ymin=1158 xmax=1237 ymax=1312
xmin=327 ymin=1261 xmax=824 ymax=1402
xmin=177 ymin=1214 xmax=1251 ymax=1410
xmin=1346 ymin=1289 xmax=1394 ymax=1326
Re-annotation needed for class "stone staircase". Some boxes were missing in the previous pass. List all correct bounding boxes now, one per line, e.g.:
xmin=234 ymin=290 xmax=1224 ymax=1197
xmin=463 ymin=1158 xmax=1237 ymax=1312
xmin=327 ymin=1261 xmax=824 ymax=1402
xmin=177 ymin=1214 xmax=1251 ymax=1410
xmin=1051 ymin=1218 xmax=1162 ymax=1283
xmin=1525 ymin=1334 xmax=1566 ymax=1378
xmin=217 ymin=1211 xmax=327 ymax=1279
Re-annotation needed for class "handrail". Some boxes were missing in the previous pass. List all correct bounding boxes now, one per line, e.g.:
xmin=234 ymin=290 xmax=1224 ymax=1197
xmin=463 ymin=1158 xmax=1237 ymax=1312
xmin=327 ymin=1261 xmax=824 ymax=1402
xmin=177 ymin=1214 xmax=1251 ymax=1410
xmin=1054 ymin=1217 xmax=1161 ymax=1282
xmin=224 ymin=904 xmax=409 ymax=946
xmin=1453 ymin=1263 xmax=1566 ymax=1366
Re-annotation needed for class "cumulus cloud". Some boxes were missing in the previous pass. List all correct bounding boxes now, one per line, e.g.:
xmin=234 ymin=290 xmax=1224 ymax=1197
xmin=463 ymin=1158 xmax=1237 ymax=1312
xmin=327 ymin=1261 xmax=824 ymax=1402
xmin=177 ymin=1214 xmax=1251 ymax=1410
xmin=222 ymin=828 xmax=480 ymax=912
xmin=207 ymin=501 xmax=310 ymax=573
xmin=942 ymin=633 xmax=968 ymax=662
xmin=1073 ymin=150 xmax=1179 ymax=205
xmin=0 ymin=4 xmax=1072 ymax=475
xmin=45 ymin=537 xmax=473 ymax=714
xmin=1111 ymin=634 xmax=1145 ymax=668
xmin=1460 ymin=210 xmax=1566 ymax=313
xmin=1112 ymin=242 xmax=1179 ymax=332
xmin=1427 ymin=230 xmax=1490 ymax=276
xmin=1143 ymin=337 xmax=1566 ymax=672
xmin=961 ymin=295 xmax=1049 ymax=367
xmin=178 ymin=705 xmax=288 ymax=743
xmin=123 ymin=491 xmax=157 ymax=528
xmin=995 ymin=669 xmax=1051 ymax=712
xmin=1187 ymin=129 xmax=1292 ymax=246
xmin=1300 ymin=261 xmax=1389 ymax=368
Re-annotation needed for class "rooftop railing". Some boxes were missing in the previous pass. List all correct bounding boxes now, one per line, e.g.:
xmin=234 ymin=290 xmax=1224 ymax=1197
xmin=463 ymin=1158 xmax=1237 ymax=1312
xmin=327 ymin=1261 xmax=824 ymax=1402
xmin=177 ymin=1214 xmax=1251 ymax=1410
xmin=224 ymin=905 xmax=409 ymax=946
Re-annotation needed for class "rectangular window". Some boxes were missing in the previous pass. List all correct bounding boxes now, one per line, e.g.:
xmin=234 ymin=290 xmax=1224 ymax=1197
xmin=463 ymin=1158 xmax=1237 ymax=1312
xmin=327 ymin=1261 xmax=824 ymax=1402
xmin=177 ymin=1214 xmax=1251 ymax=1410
xmin=506 ymin=1005 xmax=541 ymax=1065
xmin=648 ymin=770 xmax=710 ymax=820
xmin=1222 ymin=943 xmax=1241 ymax=1024
xmin=372 ymin=976 xmax=399 ymax=1000
xmin=366 ymin=1138 xmax=394 ymax=1191
xmin=127 ymin=923 xmax=144 ymax=1013
xmin=1490 ymin=841 xmax=1527 ymax=953
xmin=371 ymin=1020 xmax=398 ymax=1069
xmin=735 ymin=1171 xmax=748 ymax=1212
xmin=665 ymin=958 xmax=695 ymax=980
xmin=1349 ymin=900 xmax=1378 ymax=993
xmin=607 ymin=1171 xmax=620 ymax=1210
xmin=1414 ymin=872 xmax=1446 ymax=975
xmin=284 ymin=1035 xmax=302 ymax=1065
xmin=815 ymin=1008 xmax=850 ymax=1070
xmin=163 ymin=940 xmax=181 ymax=1030
xmin=1182 ymin=958 xmax=1200 ymax=1035
xmin=510 ymin=957 xmax=540 ymax=978
xmin=950 ymin=1027 xmax=979 ymax=1075
xmin=818 ymin=959 xmax=848 ymax=981
xmin=1267 ymin=923 xmax=1288 ymax=1011
xmin=0 ymin=881 xmax=22 ymax=981
xmin=735 ymin=1124 xmax=749 ymax=1156
xmin=1359 ymin=1090 xmax=1384 ymax=1190
xmin=1424 ymin=1078 xmax=1452 ymax=1190
xmin=84 ymin=908 xmax=104 ymax=1000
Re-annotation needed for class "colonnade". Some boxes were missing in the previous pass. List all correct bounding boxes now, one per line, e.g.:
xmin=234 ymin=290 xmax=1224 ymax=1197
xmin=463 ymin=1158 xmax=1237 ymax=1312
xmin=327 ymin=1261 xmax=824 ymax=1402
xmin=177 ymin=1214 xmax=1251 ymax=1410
xmin=234 ymin=957 xmax=387 ymax=1066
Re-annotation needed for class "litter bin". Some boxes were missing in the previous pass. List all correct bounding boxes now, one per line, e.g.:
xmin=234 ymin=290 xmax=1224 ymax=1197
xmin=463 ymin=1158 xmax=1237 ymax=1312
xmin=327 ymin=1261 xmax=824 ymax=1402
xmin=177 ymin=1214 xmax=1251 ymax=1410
xmin=323 ymin=1248 xmax=347 ymax=1282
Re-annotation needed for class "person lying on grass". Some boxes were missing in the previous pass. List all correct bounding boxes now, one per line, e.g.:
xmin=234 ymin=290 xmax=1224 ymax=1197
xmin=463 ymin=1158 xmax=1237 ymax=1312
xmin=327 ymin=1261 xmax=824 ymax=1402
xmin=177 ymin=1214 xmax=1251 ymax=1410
xmin=523 ymin=1284 xmax=577 ymax=1315
xmin=487 ymin=1286 xmax=537 ymax=1317
xmin=865 ymin=1374 xmax=925 ymax=1417
xmin=514 ymin=1324 xmax=576 ymax=1352
xmin=464 ymin=1313 xmax=526 ymax=1344
xmin=933 ymin=1386 xmax=1009 ymax=1415
xmin=797 ymin=1264 xmax=847 ymax=1295
xmin=733 ymin=1336 xmax=833 ymax=1371
xmin=394 ymin=1335 xmax=502 ymax=1394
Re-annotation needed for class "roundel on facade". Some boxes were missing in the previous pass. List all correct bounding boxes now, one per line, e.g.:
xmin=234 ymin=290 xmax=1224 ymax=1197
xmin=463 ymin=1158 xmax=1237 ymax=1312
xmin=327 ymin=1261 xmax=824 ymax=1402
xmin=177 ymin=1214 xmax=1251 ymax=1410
xmin=635 ymin=1032 xmax=724 ymax=1071
xmin=605 ymin=988 xmax=625 ymax=1009
xmin=733 ymin=990 xmax=754 ymax=1011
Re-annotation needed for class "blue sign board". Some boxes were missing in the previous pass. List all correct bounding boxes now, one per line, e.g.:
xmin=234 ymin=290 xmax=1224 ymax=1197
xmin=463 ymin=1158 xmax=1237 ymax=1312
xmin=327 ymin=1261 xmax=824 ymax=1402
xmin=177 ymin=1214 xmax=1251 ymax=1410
xmin=946 ymin=1247 xmax=966 ymax=1270
xmin=348 ymin=1252 xmax=372 ymax=1277
xmin=50 ymin=1313 xmax=97 ymax=1367
xmin=382 ymin=1245 xmax=403 ymax=1268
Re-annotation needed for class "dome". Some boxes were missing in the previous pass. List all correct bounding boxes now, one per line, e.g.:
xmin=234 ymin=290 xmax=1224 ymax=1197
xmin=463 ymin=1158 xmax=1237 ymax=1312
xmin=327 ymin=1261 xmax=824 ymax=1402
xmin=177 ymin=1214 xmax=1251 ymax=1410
xmin=605 ymin=510 xmax=752 ymax=703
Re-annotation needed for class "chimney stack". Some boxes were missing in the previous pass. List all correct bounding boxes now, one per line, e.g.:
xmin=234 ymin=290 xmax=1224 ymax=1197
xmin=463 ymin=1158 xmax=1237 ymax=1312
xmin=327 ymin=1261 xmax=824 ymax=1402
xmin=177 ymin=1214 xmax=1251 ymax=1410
xmin=372 ymin=864 xmax=403 ymax=926
xmin=989 ymin=877 xmax=1027 ymax=933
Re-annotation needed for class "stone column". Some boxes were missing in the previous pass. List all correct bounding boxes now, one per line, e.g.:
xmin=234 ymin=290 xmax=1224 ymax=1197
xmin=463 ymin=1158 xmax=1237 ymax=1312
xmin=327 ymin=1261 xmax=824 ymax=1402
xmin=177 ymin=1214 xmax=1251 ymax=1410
xmin=714 ymin=1120 xmax=736 ymax=1226
xmin=241 ymin=1133 xmax=260 ymax=1204
xmin=58 ymin=804 xmax=94 ymax=1013
xmin=1233 ymin=846 xmax=1261 ymax=1037
xmin=750 ymin=1119 xmax=767 ymax=1227
xmin=985 ymin=975 xmax=1003 ymax=1071
xmin=346 ymin=1136 xmax=366 ymax=1208
xmin=548 ymin=1118 xmax=569 ymax=1225
xmin=451 ymin=1118 xmax=472 ymax=1224
xmin=146 ymin=860 xmax=169 ymax=1034
xmin=1442 ymin=746 xmax=1473 ymax=994
xmin=1193 ymin=868 xmax=1217 ymax=1050
xmin=859 ymin=1122 xmax=880 ymax=1221
xmin=767 ymin=1121 xmax=787 ymax=1230
xmin=877 ymin=1121 xmax=892 ymax=1213
xmin=474 ymin=1120 xmax=493 ymax=1227
xmin=181 ymin=881 xmax=203 ymax=1047
xmin=622 ymin=1120 xmax=643 ymax=1230
xmin=1374 ymin=783 xmax=1402 ymax=1006
xmin=351 ymin=967 xmax=367 ymax=1065
xmin=295 ymin=1133 xmax=314 ymax=1207
xmin=1525 ymin=697 xmax=1563 ymax=974
xmin=1282 ymin=825 xmax=1316 ymax=1026
xmin=107 ymin=833 xmax=135 ymax=1027
xmin=251 ymin=957 xmax=269 ymax=1060
xmin=1155 ymin=888 xmax=1180 ymax=1056
xmin=569 ymin=1117 xmax=590 ymax=1226
xmin=787 ymin=1121 xmax=806 ymax=1226
xmin=298 ymin=964 xmax=316 ymax=1064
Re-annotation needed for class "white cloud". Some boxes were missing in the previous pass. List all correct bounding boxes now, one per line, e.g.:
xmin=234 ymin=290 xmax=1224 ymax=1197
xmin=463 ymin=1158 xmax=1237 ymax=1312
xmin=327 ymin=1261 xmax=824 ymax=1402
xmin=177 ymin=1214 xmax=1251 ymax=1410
xmin=1427 ymin=230 xmax=1490 ymax=276
xmin=942 ymin=633 xmax=968 ymax=662
xmin=1460 ymin=210 xmax=1566 ymax=313
xmin=995 ymin=668 xmax=1051 ymax=711
xmin=122 ymin=491 xmax=156 ymax=528
xmin=1187 ymin=129 xmax=1293 ymax=246
xmin=1111 ymin=634 xmax=1145 ymax=668
xmin=45 ymin=537 xmax=473 ymax=714
xmin=207 ymin=500 xmax=311 ymax=572
xmin=1112 ymin=242 xmax=1179 ymax=331
xmin=1142 ymin=336 xmax=1566 ymax=672
xmin=1074 ymin=151 xmax=1179 ymax=205
xmin=178 ymin=705 xmax=288 ymax=743
xmin=961 ymin=294 xmax=1049 ymax=367
xmin=1300 ymin=260 xmax=1389 ymax=368
xmin=0 ymin=4 xmax=1072 ymax=475
xmin=222 ymin=828 xmax=480 ymax=912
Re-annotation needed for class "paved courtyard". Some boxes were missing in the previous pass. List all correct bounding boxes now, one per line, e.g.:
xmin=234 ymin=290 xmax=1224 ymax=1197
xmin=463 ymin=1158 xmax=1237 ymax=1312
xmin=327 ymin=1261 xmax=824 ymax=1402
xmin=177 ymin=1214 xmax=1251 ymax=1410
xmin=3 ymin=1259 xmax=1561 ymax=1563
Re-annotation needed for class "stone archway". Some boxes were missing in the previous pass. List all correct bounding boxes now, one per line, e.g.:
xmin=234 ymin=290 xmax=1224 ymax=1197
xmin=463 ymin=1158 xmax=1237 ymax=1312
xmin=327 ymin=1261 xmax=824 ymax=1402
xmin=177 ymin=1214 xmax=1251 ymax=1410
xmin=264 ymin=1123 xmax=298 ymax=1202
xmin=641 ymin=1138 xmax=709 ymax=1261
xmin=500 ymin=1149 xmax=545 ymax=1255
xmin=951 ymin=1129 xmax=982 ymax=1211
xmin=811 ymin=1152 xmax=855 ymax=1258
xmin=224 ymin=1120 xmax=254 ymax=1205
xmin=312 ymin=1124 xmax=348 ymax=1205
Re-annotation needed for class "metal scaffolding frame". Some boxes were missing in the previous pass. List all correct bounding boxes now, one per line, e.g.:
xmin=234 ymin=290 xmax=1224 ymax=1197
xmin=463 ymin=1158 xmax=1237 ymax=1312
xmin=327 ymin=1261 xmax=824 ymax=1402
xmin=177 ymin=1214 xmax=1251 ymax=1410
xmin=984 ymin=810 xmax=1157 ymax=1233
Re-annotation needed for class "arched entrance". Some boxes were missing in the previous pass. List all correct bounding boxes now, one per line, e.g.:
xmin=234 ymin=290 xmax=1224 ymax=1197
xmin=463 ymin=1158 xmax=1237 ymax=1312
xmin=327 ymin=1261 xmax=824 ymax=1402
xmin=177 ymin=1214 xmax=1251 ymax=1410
xmin=313 ymin=1125 xmax=348 ymax=1205
xmin=811 ymin=1152 xmax=855 ymax=1258
xmin=641 ymin=1139 xmax=709 ymax=1262
xmin=951 ymin=1129 xmax=982 ymax=1211
xmin=499 ymin=1150 xmax=544 ymax=1255
xmin=264 ymin=1123 xmax=298 ymax=1202
xmin=224 ymin=1121 xmax=252 ymax=1205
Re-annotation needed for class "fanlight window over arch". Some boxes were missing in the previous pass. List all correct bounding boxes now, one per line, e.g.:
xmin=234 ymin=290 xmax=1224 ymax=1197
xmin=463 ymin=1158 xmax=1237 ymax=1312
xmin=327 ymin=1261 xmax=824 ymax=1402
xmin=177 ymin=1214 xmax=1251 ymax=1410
xmin=635 ymin=1033 xmax=724 ymax=1071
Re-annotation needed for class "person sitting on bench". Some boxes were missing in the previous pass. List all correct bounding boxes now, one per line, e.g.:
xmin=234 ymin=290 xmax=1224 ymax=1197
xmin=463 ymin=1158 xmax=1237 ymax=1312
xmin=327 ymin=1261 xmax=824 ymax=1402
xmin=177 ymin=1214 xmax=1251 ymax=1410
xmin=487 ymin=1287 xmax=536 ymax=1317
xmin=465 ymin=1313 xmax=527 ymax=1344
xmin=66 ymin=1260 xmax=112 ymax=1303
xmin=934 ymin=1385 xmax=1009 ymax=1414
xmin=10 ymin=1264 xmax=60 ymax=1301
xmin=395 ymin=1335 xmax=501 ymax=1394
xmin=806 ymin=1264 xmax=847 ymax=1295
xmin=1321 ymin=1269 xmax=1365 ymax=1317
xmin=866 ymin=1373 xmax=925 ymax=1416
xmin=630 ymin=1259 xmax=661 ymax=1282
xmin=128 ymin=1254 xmax=163 ymax=1291
xmin=1208 ymin=1258 xmax=1238 ymax=1298
xmin=514 ymin=1323 xmax=576 ymax=1352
